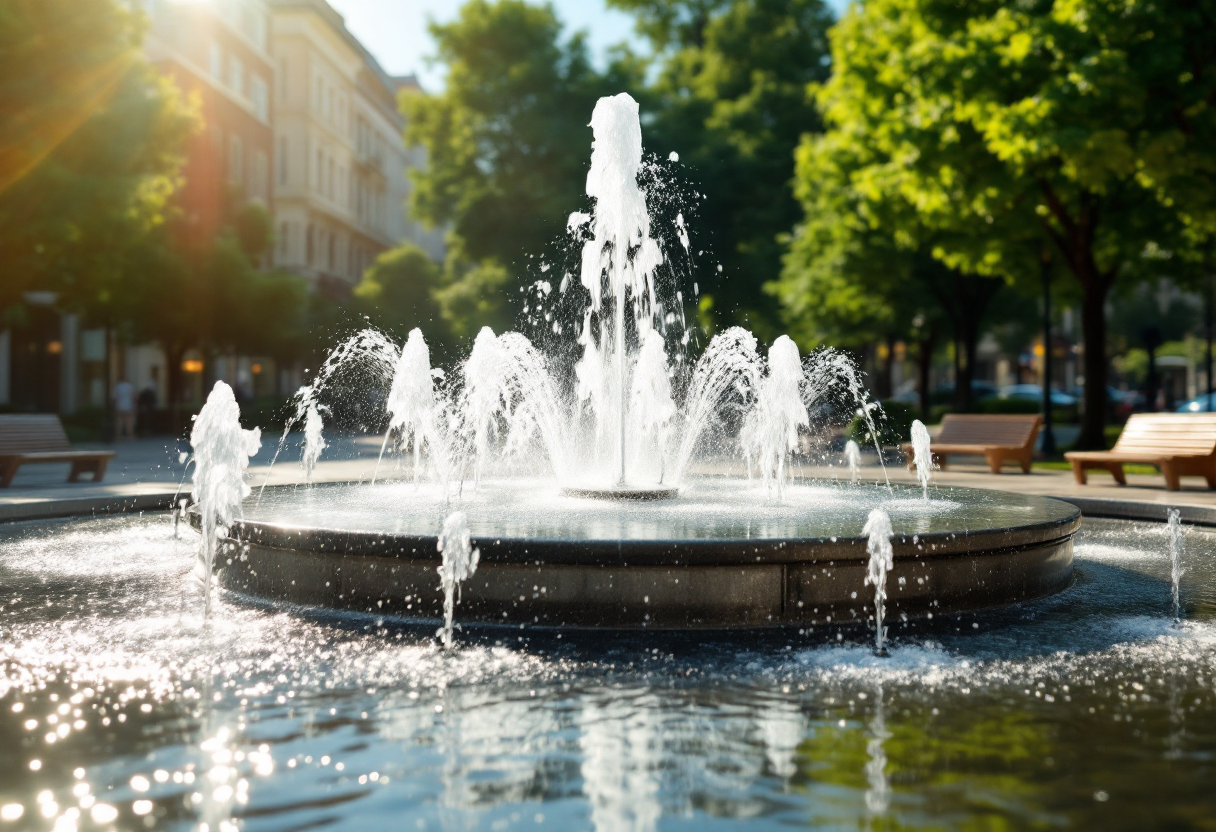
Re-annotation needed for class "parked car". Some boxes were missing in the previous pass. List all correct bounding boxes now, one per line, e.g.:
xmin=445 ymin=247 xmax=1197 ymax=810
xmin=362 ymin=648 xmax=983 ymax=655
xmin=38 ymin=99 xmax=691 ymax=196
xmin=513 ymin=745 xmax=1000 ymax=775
xmin=1177 ymin=393 xmax=1216 ymax=413
xmin=999 ymin=384 xmax=1078 ymax=408
xmin=890 ymin=380 xmax=997 ymax=407
xmin=1068 ymin=386 xmax=1141 ymax=420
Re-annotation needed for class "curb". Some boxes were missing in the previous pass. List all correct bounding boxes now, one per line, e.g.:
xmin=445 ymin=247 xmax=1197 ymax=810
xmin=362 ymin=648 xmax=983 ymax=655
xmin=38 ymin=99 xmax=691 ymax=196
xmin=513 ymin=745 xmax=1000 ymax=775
xmin=0 ymin=491 xmax=180 ymax=523
xmin=0 ymin=490 xmax=1210 ymax=527
xmin=1054 ymin=497 xmax=1216 ymax=528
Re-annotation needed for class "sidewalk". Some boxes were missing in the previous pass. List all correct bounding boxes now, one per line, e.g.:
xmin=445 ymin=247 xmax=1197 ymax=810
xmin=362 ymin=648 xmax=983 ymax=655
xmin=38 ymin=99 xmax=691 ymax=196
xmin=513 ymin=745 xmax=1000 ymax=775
xmin=0 ymin=433 xmax=399 ymax=520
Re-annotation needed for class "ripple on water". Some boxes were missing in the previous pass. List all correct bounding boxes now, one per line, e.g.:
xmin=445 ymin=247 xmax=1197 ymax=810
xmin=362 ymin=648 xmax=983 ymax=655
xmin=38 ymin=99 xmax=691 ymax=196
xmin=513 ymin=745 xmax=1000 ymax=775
xmin=0 ymin=513 xmax=1213 ymax=829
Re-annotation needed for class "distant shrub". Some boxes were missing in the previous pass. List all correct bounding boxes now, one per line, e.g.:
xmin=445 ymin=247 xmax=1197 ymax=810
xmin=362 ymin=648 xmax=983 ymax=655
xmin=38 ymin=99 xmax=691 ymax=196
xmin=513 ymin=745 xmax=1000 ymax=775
xmin=848 ymin=399 xmax=916 ymax=447
xmin=977 ymin=397 xmax=1040 ymax=415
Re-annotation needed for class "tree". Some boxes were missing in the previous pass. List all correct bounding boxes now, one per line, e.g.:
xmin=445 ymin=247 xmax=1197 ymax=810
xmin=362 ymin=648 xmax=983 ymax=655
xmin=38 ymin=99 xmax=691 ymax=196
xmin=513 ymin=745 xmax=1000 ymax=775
xmin=126 ymin=224 xmax=309 ymax=416
xmin=0 ymin=0 xmax=196 ymax=314
xmin=775 ymin=125 xmax=999 ymax=415
xmin=404 ymin=0 xmax=638 ymax=274
xmin=433 ymin=255 xmax=514 ymax=341
xmin=814 ymin=0 xmax=1208 ymax=448
xmin=353 ymin=243 xmax=445 ymax=342
xmin=608 ymin=0 xmax=835 ymax=338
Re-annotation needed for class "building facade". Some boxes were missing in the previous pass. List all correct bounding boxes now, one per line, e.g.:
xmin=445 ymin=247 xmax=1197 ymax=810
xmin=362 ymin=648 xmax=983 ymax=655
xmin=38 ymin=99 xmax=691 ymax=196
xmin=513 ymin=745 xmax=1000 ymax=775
xmin=145 ymin=0 xmax=275 ymax=247
xmin=0 ymin=0 xmax=443 ymax=417
xmin=269 ymin=0 xmax=442 ymax=297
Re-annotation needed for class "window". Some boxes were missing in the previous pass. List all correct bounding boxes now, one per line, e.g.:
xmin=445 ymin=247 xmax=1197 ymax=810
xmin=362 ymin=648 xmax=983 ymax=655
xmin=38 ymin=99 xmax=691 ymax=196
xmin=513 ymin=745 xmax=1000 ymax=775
xmin=315 ymin=149 xmax=322 ymax=193
xmin=229 ymin=135 xmax=244 ymax=186
xmin=328 ymin=158 xmax=335 ymax=200
xmin=251 ymin=75 xmax=268 ymax=121
xmin=228 ymin=55 xmax=245 ymax=97
xmin=306 ymin=224 xmax=314 ymax=265
xmin=209 ymin=42 xmax=223 ymax=79
xmin=278 ymin=136 xmax=288 ymax=185
xmin=253 ymin=150 xmax=268 ymax=200
xmin=278 ymin=222 xmax=289 ymax=261
xmin=278 ymin=58 xmax=287 ymax=102
xmin=251 ymin=9 xmax=267 ymax=49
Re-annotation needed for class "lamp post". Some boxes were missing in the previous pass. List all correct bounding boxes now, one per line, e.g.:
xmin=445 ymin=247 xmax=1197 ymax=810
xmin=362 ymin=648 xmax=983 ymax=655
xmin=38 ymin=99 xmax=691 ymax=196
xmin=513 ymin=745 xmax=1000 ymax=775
xmin=1041 ymin=250 xmax=1056 ymax=456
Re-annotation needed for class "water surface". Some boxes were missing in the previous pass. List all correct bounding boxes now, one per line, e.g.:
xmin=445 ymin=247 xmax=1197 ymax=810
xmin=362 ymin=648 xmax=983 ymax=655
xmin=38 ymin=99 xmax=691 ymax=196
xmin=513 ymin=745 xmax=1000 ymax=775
xmin=0 ymin=514 xmax=1213 ymax=830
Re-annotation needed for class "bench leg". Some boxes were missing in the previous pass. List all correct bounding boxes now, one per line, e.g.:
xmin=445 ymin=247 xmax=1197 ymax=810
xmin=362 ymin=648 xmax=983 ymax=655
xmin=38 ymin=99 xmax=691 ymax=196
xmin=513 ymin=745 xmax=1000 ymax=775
xmin=1070 ymin=460 xmax=1087 ymax=485
xmin=0 ymin=461 xmax=16 ymax=488
xmin=68 ymin=460 xmax=107 ymax=483
xmin=1109 ymin=462 xmax=1127 ymax=486
xmin=936 ymin=453 xmax=948 ymax=471
xmin=1161 ymin=460 xmax=1181 ymax=492
xmin=1019 ymin=450 xmax=1033 ymax=474
xmin=984 ymin=450 xmax=1003 ymax=475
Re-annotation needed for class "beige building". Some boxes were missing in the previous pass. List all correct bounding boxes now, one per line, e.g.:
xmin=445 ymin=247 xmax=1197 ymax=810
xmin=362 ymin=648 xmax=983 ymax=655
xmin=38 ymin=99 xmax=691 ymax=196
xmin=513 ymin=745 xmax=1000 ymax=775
xmin=269 ymin=0 xmax=442 ymax=298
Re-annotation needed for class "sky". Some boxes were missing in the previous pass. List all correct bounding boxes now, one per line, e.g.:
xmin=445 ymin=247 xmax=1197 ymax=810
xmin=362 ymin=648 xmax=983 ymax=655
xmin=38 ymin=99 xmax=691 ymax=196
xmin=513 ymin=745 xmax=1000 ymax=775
xmin=326 ymin=0 xmax=638 ymax=91
xmin=327 ymin=0 xmax=849 ymax=91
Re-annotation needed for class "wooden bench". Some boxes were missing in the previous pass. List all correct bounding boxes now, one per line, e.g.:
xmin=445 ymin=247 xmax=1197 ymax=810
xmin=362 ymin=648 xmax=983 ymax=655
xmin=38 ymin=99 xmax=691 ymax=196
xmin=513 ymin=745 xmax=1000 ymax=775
xmin=1065 ymin=413 xmax=1216 ymax=491
xmin=0 ymin=414 xmax=115 ymax=487
xmin=900 ymin=414 xmax=1042 ymax=474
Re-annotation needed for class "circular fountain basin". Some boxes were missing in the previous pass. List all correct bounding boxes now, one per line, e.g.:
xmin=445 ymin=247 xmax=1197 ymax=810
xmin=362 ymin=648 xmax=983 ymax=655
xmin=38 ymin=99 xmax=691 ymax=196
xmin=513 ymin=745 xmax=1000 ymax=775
xmin=204 ymin=480 xmax=1079 ymax=630
xmin=559 ymin=485 xmax=680 ymax=501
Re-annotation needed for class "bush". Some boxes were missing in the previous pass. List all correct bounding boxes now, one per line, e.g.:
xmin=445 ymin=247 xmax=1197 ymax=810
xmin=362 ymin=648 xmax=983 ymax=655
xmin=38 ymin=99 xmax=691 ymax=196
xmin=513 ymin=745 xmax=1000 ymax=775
xmin=848 ymin=399 xmax=916 ymax=447
xmin=61 ymin=405 xmax=106 ymax=443
xmin=977 ymin=397 xmax=1040 ymax=415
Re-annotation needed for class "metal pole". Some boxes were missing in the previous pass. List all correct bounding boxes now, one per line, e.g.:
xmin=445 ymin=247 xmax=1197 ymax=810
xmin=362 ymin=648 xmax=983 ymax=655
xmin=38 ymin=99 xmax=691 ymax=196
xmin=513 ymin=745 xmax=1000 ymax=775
xmin=1207 ymin=270 xmax=1213 ymax=411
xmin=1041 ymin=251 xmax=1057 ymax=455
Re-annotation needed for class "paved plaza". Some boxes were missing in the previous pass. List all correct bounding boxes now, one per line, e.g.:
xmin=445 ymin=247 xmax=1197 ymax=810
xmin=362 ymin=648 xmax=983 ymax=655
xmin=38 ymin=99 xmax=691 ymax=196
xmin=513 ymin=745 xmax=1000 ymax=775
xmin=1 ymin=434 xmax=1213 ymax=521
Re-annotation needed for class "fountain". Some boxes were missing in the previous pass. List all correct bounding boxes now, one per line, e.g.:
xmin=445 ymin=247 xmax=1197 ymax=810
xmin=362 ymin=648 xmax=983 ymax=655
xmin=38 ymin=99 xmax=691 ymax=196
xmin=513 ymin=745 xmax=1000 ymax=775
xmin=191 ymin=93 xmax=1079 ymax=632
xmin=189 ymin=381 xmax=261 ymax=619
xmin=437 ymin=511 xmax=479 ymax=649
xmin=1168 ymin=508 xmax=1184 ymax=625
xmin=909 ymin=419 xmax=933 ymax=499
xmin=863 ymin=509 xmax=894 ymax=656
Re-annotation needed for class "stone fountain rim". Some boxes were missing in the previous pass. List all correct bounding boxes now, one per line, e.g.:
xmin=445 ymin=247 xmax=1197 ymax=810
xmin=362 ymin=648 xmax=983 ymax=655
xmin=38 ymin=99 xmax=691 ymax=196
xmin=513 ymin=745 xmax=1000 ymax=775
xmin=195 ymin=483 xmax=1082 ymax=567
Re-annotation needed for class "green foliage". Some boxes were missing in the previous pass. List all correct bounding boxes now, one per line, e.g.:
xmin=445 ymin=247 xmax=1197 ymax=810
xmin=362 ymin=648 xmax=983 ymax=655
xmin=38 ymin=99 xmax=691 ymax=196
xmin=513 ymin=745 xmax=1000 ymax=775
xmin=403 ymin=0 xmax=637 ymax=270
xmin=848 ymin=399 xmax=915 ymax=448
xmin=1108 ymin=280 xmax=1202 ymax=357
xmin=610 ymin=0 xmax=835 ymax=336
xmin=1115 ymin=340 xmax=1201 ymax=387
xmin=807 ymin=0 xmax=1213 ymax=448
xmin=232 ymin=202 xmax=274 ymax=264
xmin=353 ymin=243 xmax=445 ymax=341
xmin=977 ymin=397 xmax=1042 ymax=416
xmin=125 ymin=224 xmax=309 ymax=407
xmin=434 ymin=256 xmax=514 ymax=341
xmin=0 ymin=0 xmax=196 ymax=315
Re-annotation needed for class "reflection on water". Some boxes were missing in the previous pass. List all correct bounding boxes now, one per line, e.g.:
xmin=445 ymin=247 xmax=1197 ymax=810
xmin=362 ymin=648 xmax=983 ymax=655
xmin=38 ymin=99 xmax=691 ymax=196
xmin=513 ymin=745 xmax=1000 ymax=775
xmin=0 ymin=515 xmax=1213 ymax=829
xmin=863 ymin=685 xmax=889 ymax=816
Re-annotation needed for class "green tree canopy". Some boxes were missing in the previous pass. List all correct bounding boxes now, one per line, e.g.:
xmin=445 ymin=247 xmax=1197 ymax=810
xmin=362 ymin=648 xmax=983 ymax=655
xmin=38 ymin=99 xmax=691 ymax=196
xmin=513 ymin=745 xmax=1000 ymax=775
xmin=608 ymin=0 xmax=835 ymax=338
xmin=0 ymin=0 xmax=196 ymax=316
xmin=353 ymin=243 xmax=445 ymax=341
xmin=807 ymin=0 xmax=1209 ymax=447
xmin=404 ymin=0 xmax=638 ymax=270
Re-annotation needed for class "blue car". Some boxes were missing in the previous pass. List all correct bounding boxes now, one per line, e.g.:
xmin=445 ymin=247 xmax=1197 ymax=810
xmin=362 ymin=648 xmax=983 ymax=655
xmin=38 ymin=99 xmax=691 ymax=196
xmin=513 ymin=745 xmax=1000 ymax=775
xmin=999 ymin=384 xmax=1078 ymax=407
xmin=1177 ymin=393 xmax=1216 ymax=413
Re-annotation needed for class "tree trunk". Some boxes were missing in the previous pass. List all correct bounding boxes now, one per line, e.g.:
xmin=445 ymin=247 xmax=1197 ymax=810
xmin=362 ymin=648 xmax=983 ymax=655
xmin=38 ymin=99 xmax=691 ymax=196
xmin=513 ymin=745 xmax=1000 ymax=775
xmin=916 ymin=328 xmax=937 ymax=422
xmin=164 ymin=344 xmax=186 ymax=437
xmin=951 ymin=336 xmax=964 ymax=411
xmin=1076 ymin=283 xmax=1111 ymax=450
xmin=877 ymin=335 xmax=895 ymax=399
